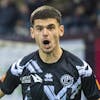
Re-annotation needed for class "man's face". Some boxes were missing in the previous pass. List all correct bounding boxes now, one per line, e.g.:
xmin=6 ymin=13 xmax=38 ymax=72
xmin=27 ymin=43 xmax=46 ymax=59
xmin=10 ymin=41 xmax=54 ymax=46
xmin=31 ymin=18 xmax=64 ymax=53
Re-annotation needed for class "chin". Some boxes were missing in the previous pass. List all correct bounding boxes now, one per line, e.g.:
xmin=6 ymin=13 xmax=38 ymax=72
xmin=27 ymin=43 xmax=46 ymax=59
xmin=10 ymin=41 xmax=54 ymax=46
xmin=42 ymin=48 xmax=54 ymax=54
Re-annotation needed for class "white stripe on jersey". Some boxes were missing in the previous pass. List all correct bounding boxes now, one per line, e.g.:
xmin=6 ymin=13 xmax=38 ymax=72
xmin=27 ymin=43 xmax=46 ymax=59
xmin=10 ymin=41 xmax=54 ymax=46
xmin=76 ymin=60 xmax=92 ymax=77
xmin=11 ymin=58 xmax=43 ymax=76
xmin=11 ymin=58 xmax=24 ymax=76
xmin=30 ymin=60 xmax=43 ymax=73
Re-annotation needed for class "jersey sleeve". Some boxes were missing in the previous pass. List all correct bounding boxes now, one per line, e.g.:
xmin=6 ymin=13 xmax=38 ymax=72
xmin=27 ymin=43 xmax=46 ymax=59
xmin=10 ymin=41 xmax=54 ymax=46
xmin=0 ymin=59 xmax=24 ymax=94
xmin=1 ymin=68 xmax=20 ymax=94
xmin=82 ymin=73 xmax=100 ymax=100
xmin=80 ymin=61 xmax=100 ymax=100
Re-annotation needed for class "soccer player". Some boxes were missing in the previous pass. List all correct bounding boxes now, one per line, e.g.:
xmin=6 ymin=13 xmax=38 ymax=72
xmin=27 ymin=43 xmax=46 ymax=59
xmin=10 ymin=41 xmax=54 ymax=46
xmin=0 ymin=5 xmax=100 ymax=100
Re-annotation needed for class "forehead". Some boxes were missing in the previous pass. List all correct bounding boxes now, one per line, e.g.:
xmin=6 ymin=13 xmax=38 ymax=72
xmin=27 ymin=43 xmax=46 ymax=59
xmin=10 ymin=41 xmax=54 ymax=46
xmin=34 ymin=18 xmax=59 ymax=26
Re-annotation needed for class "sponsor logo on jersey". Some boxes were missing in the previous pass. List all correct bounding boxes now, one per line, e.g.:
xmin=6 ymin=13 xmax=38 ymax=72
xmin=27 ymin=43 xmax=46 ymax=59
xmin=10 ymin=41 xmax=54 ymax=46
xmin=60 ymin=74 xmax=74 ymax=87
xmin=44 ymin=73 xmax=53 ymax=82
xmin=20 ymin=76 xmax=31 ymax=83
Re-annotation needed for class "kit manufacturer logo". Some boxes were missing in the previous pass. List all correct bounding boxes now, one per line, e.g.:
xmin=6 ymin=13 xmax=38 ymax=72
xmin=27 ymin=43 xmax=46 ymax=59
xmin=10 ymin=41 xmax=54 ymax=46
xmin=44 ymin=73 xmax=53 ymax=82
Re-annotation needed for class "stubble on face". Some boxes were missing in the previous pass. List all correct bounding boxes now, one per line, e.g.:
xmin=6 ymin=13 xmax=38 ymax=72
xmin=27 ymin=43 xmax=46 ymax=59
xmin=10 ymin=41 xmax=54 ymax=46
xmin=32 ymin=18 xmax=64 ymax=63
xmin=33 ymin=19 xmax=61 ymax=53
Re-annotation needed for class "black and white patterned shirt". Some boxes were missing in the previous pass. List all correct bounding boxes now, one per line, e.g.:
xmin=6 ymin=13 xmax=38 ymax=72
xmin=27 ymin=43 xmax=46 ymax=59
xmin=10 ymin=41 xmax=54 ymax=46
xmin=1 ymin=49 xmax=100 ymax=100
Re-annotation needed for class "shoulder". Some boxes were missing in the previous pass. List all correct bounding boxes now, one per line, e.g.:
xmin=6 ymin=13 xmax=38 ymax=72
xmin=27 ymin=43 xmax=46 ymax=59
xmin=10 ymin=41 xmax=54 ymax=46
xmin=20 ymin=51 xmax=37 ymax=66
xmin=76 ymin=60 xmax=92 ymax=77
xmin=63 ymin=50 xmax=83 ymax=66
xmin=10 ymin=51 xmax=38 ymax=76
xmin=63 ymin=50 xmax=92 ymax=77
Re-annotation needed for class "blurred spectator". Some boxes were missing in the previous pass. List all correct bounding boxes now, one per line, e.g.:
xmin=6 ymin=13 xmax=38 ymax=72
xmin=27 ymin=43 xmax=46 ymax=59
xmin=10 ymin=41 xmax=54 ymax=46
xmin=92 ymin=1 xmax=100 ymax=36
xmin=68 ymin=4 xmax=92 ymax=34
xmin=24 ymin=0 xmax=51 ymax=16
xmin=0 ymin=0 xmax=19 ymax=35
xmin=15 ymin=0 xmax=52 ymax=36
xmin=96 ymin=1 xmax=100 ymax=29
xmin=48 ymin=0 xmax=97 ymax=34
xmin=0 ymin=0 xmax=99 ymax=38
xmin=15 ymin=3 xmax=30 ymax=36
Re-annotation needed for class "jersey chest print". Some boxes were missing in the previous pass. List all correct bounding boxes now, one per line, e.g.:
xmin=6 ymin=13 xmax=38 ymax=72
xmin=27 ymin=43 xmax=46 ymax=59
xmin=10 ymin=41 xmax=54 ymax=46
xmin=13 ymin=59 xmax=82 ymax=100
xmin=26 ymin=60 xmax=81 ymax=100
xmin=30 ymin=72 xmax=81 ymax=100
xmin=43 ymin=74 xmax=81 ymax=100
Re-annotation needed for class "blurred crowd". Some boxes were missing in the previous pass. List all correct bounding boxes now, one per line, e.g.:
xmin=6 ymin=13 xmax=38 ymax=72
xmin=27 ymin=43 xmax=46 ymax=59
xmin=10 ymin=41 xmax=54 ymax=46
xmin=0 ymin=0 xmax=99 ymax=38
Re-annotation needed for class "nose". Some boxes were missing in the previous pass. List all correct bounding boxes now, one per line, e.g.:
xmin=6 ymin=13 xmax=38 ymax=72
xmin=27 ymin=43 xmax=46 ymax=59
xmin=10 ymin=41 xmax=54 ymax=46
xmin=42 ymin=28 xmax=48 ymax=37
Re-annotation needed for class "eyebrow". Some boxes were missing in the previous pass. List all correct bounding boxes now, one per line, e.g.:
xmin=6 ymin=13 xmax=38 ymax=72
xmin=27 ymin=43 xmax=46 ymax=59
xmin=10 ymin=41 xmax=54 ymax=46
xmin=35 ymin=24 xmax=55 ymax=28
xmin=47 ymin=24 xmax=55 ymax=27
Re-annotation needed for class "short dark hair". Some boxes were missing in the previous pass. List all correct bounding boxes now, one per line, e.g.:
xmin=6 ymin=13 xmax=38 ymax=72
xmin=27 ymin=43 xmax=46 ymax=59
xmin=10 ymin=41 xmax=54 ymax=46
xmin=30 ymin=5 xmax=62 ymax=25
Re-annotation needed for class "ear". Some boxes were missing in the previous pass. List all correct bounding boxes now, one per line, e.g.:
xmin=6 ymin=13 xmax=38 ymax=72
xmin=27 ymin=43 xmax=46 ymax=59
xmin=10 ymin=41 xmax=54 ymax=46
xmin=59 ymin=25 xmax=64 ymax=37
xmin=30 ymin=27 xmax=34 ymax=39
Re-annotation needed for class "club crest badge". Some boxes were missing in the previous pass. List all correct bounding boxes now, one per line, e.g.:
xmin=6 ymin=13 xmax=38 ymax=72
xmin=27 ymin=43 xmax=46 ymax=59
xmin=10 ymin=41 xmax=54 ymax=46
xmin=60 ymin=74 xmax=74 ymax=87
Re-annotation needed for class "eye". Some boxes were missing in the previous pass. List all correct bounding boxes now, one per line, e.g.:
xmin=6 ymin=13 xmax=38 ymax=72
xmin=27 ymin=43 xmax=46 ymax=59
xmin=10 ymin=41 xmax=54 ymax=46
xmin=47 ymin=25 xmax=55 ymax=30
xmin=36 ymin=26 xmax=43 ymax=31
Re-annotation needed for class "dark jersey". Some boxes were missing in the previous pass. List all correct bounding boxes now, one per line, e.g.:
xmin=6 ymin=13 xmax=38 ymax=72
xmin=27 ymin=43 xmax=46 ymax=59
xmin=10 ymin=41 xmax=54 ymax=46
xmin=1 ymin=49 xmax=100 ymax=100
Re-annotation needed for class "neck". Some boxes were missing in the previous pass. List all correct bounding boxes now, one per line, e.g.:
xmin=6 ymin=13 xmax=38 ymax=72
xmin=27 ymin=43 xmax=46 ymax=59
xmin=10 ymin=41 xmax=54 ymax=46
xmin=39 ymin=47 xmax=63 ymax=64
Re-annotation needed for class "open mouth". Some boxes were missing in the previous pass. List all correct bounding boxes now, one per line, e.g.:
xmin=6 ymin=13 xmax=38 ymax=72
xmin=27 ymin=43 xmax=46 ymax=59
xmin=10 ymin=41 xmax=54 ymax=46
xmin=43 ymin=40 xmax=50 ymax=45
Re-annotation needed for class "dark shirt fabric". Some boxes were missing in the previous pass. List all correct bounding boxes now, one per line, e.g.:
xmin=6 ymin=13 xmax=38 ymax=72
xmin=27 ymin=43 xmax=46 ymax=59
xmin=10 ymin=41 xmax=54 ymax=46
xmin=1 ymin=49 xmax=100 ymax=100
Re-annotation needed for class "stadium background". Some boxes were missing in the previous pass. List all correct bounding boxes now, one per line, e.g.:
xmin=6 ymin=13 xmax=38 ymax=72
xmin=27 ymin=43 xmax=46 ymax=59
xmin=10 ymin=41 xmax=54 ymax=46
xmin=0 ymin=0 xmax=100 ymax=100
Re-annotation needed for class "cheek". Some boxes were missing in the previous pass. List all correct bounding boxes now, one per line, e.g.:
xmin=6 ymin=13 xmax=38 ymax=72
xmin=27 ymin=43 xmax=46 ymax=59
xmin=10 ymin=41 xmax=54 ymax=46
xmin=35 ymin=34 xmax=42 ymax=45
xmin=35 ymin=37 xmax=39 ymax=44
xmin=53 ymin=31 xmax=60 ymax=39
xmin=51 ymin=34 xmax=59 ymax=44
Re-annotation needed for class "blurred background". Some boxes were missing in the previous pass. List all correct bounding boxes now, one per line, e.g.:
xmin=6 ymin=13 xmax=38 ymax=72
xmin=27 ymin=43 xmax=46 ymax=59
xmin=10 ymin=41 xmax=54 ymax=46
xmin=0 ymin=0 xmax=100 ymax=100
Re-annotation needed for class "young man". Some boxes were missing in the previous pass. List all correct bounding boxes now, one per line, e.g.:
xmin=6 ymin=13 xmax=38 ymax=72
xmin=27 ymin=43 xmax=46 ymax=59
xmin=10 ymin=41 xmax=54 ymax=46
xmin=0 ymin=5 xmax=100 ymax=100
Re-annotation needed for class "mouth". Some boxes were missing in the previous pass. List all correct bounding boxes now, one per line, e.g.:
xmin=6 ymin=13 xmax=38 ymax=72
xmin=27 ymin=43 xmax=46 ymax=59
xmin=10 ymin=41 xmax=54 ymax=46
xmin=42 ymin=40 xmax=51 ymax=49
xmin=43 ymin=40 xmax=50 ymax=45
